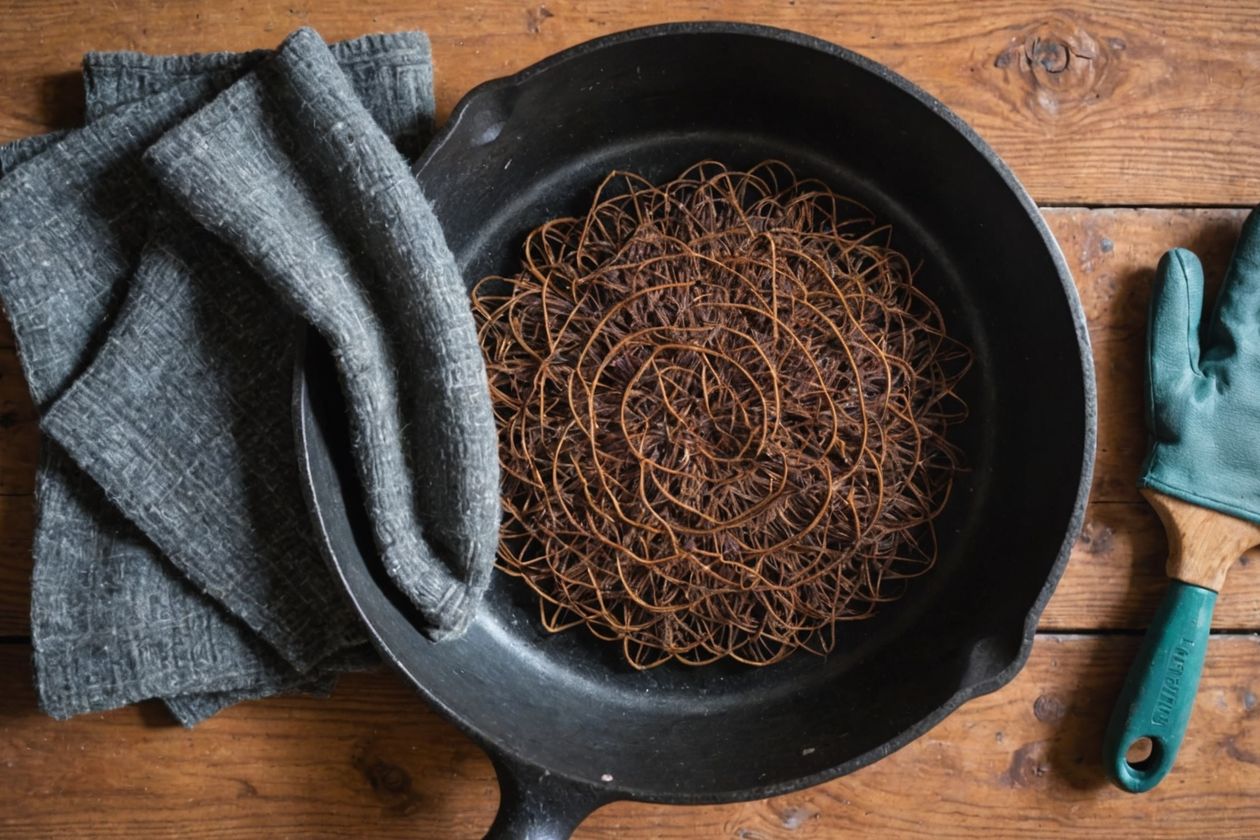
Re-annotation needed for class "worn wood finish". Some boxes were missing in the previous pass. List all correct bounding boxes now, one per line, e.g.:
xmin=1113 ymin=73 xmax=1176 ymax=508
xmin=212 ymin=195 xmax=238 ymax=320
xmin=1144 ymin=489 xmax=1260 ymax=592
xmin=1046 ymin=207 xmax=1250 ymax=507
xmin=4 ymin=637 xmax=1260 ymax=838
xmin=2 ymin=1 xmax=1260 ymax=206
xmin=3 ymin=4 xmax=1260 ymax=837
xmin=1038 ymin=208 xmax=1260 ymax=631
xmin=0 ymin=494 xmax=34 ymax=635
xmin=0 ymin=351 xmax=37 ymax=499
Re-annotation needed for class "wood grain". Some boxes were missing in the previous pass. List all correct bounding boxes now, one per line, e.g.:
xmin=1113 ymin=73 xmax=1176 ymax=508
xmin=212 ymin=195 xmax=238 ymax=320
xmin=0 ymin=207 xmax=1256 ymax=636
xmin=1046 ymin=207 xmax=1250 ymax=506
xmin=4 ymin=636 xmax=1260 ymax=838
xmin=0 ymin=494 xmax=34 ymax=636
xmin=1144 ymin=489 xmax=1260 ymax=592
xmin=0 ymin=350 xmax=36 ymax=499
xmin=2 ymin=1 xmax=1260 ymax=205
xmin=1 ymin=6 xmax=1260 ymax=838
xmin=1036 ymin=208 xmax=1260 ymax=628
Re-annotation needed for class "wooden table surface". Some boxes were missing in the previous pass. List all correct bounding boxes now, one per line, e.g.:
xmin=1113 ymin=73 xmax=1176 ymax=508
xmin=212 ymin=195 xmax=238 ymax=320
xmin=3 ymin=1 xmax=1260 ymax=837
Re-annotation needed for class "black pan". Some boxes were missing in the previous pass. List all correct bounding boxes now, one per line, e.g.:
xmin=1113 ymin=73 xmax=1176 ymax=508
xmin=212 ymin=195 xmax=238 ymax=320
xmin=294 ymin=22 xmax=1096 ymax=839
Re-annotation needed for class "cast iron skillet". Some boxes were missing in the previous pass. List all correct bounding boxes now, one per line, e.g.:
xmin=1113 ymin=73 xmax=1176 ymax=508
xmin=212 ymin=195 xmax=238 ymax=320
xmin=294 ymin=22 xmax=1096 ymax=839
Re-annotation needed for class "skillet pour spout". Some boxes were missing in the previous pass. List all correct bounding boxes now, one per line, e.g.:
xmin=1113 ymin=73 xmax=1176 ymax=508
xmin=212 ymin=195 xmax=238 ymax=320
xmin=295 ymin=21 xmax=1096 ymax=839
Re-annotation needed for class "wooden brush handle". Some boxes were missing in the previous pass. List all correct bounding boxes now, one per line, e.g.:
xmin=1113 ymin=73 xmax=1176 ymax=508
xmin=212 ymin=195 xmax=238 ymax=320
xmin=1144 ymin=489 xmax=1260 ymax=591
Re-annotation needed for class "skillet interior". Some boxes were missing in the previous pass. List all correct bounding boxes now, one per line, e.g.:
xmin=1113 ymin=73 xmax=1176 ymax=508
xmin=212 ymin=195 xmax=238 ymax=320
xmin=296 ymin=23 xmax=1094 ymax=803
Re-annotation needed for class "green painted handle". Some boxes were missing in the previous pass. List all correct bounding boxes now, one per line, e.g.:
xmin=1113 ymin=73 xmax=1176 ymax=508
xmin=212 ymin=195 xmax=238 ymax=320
xmin=1104 ymin=580 xmax=1216 ymax=793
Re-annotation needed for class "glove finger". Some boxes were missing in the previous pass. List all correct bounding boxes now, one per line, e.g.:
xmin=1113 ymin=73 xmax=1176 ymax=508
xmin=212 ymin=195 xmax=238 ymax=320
xmin=1149 ymin=248 xmax=1205 ymax=417
xmin=1207 ymin=205 xmax=1260 ymax=356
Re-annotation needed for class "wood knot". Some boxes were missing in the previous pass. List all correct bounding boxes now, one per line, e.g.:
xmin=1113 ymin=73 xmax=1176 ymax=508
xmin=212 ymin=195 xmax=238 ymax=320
xmin=351 ymin=742 xmax=424 ymax=816
xmin=1030 ymin=38 xmax=1070 ymax=73
xmin=1033 ymin=693 xmax=1067 ymax=723
xmin=993 ymin=15 xmax=1126 ymax=120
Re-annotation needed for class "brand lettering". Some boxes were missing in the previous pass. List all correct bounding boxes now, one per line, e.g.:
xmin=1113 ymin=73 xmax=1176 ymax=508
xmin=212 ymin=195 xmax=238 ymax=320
xmin=1152 ymin=636 xmax=1196 ymax=728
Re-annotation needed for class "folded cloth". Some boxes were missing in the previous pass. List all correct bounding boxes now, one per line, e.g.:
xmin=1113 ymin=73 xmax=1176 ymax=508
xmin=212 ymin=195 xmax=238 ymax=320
xmin=146 ymin=28 xmax=501 ymax=638
xmin=0 ymin=29 xmax=499 ymax=724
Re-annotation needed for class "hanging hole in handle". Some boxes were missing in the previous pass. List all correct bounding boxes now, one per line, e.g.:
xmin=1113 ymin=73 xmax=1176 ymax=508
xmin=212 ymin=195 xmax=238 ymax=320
xmin=1125 ymin=736 xmax=1164 ymax=774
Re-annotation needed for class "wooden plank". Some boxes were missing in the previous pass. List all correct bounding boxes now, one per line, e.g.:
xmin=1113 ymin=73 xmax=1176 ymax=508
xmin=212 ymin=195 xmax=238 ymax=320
xmin=1046 ymin=207 xmax=1249 ymax=506
xmin=0 ymin=499 xmax=1202 ymax=635
xmin=0 ymin=494 xmax=33 ymax=636
xmin=2 ymin=2 xmax=1260 ymax=205
xmin=1041 ymin=207 xmax=1260 ymax=629
xmin=0 ymin=495 xmax=1228 ymax=637
xmin=0 ymin=350 xmax=37 ymax=500
xmin=3 ymin=636 xmax=1260 ymax=838
xmin=0 ymin=207 xmax=1258 ymax=635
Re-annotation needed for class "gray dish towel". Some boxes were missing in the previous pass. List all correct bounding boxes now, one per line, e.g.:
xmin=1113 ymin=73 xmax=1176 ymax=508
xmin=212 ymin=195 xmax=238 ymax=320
xmin=0 ymin=28 xmax=500 ymax=725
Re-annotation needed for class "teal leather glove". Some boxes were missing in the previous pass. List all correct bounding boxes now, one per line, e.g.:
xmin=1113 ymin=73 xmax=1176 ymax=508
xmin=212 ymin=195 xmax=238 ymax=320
xmin=1140 ymin=208 xmax=1260 ymax=520
xmin=1105 ymin=207 xmax=1260 ymax=793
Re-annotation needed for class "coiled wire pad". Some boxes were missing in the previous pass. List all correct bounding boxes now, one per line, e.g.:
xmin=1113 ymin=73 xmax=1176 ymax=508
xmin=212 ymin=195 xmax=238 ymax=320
xmin=472 ymin=161 xmax=972 ymax=668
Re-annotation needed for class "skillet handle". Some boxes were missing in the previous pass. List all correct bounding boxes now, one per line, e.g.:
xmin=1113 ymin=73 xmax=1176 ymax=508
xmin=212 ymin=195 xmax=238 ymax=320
xmin=484 ymin=754 xmax=614 ymax=840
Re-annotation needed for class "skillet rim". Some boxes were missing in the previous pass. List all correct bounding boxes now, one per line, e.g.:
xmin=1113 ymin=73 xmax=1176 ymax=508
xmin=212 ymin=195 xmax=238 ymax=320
xmin=296 ymin=19 xmax=1098 ymax=805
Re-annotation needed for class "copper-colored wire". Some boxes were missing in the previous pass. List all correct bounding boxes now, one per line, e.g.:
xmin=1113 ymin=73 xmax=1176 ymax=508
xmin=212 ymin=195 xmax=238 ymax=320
xmin=472 ymin=161 xmax=971 ymax=669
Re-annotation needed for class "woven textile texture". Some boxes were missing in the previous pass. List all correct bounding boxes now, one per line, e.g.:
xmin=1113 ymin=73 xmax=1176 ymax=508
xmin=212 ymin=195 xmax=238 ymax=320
xmin=0 ymin=28 xmax=499 ymax=725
